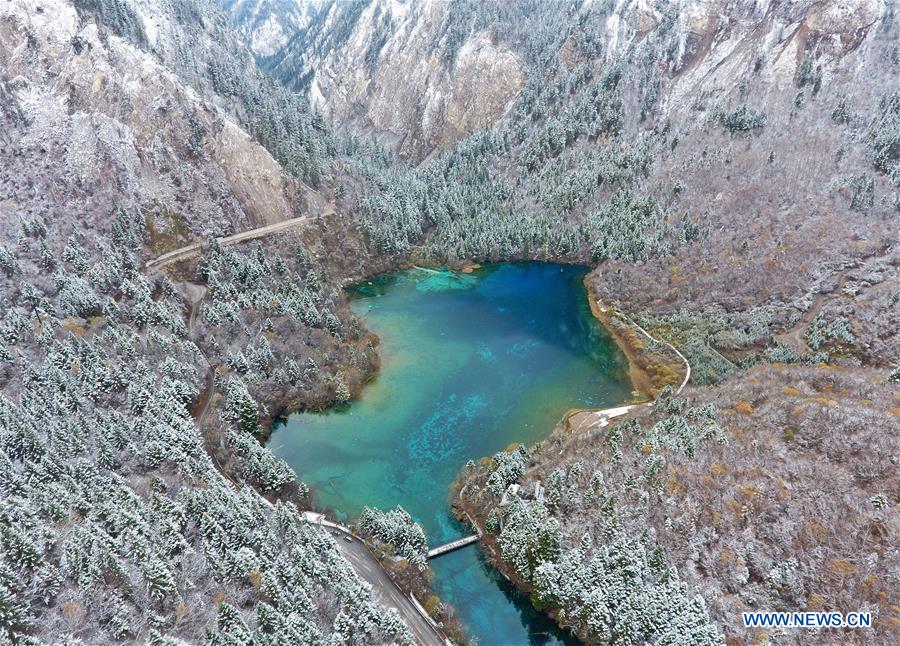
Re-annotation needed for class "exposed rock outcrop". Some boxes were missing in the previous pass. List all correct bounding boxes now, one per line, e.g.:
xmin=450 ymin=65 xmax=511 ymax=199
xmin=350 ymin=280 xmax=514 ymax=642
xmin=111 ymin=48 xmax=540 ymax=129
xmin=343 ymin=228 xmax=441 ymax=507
xmin=227 ymin=0 xmax=525 ymax=162
xmin=0 ymin=0 xmax=312 ymax=252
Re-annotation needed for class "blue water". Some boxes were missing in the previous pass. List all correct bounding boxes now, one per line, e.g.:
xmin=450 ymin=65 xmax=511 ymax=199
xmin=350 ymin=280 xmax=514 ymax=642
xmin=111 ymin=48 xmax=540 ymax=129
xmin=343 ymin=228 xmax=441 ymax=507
xmin=269 ymin=263 xmax=633 ymax=644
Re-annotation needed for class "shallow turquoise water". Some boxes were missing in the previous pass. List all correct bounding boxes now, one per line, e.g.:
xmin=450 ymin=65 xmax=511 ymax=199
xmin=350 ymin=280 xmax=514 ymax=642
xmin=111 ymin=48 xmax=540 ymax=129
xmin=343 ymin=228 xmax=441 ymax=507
xmin=270 ymin=263 xmax=633 ymax=644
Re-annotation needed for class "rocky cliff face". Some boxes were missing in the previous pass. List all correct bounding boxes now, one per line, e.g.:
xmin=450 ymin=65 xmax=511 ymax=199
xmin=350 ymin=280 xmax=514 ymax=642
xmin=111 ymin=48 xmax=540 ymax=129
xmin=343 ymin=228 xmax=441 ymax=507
xmin=225 ymin=0 xmax=894 ymax=166
xmin=217 ymin=0 xmax=322 ymax=56
xmin=224 ymin=0 xmax=526 ymax=162
xmin=308 ymin=3 xmax=524 ymax=163
xmin=0 ymin=0 xmax=322 ymax=259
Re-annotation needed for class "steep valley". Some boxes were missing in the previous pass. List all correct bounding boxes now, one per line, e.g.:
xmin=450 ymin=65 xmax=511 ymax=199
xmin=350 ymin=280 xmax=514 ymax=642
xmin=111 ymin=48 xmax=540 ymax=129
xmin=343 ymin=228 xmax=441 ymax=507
xmin=0 ymin=0 xmax=897 ymax=644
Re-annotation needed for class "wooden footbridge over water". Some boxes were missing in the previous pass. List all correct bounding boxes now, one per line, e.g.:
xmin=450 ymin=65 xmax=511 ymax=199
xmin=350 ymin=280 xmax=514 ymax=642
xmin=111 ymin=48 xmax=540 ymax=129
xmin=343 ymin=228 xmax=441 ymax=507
xmin=426 ymin=534 xmax=479 ymax=559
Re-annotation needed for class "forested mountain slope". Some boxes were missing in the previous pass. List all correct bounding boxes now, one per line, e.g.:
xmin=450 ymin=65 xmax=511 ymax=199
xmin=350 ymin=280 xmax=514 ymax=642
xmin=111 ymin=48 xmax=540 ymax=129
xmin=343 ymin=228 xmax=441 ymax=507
xmin=0 ymin=0 xmax=897 ymax=643
xmin=218 ymin=0 xmax=900 ymax=643
xmin=227 ymin=1 xmax=897 ymax=301
xmin=217 ymin=0 xmax=326 ymax=57
xmin=224 ymin=0 xmax=899 ymax=374
xmin=0 ymin=0 xmax=410 ymax=642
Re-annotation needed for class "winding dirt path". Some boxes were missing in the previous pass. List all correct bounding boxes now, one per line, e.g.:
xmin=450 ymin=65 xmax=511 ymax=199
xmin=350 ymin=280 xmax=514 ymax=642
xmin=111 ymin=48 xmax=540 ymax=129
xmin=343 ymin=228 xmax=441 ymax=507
xmin=774 ymin=246 xmax=892 ymax=355
xmin=565 ymin=302 xmax=692 ymax=436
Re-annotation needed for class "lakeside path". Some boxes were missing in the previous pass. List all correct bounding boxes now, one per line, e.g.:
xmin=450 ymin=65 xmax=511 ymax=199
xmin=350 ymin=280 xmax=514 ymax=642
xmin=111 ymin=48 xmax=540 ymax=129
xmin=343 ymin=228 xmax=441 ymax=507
xmin=301 ymin=513 xmax=448 ymax=646
xmin=176 ymin=261 xmax=688 ymax=644
xmin=566 ymin=300 xmax=693 ymax=433
xmin=595 ymin=301 xmax=691 ymax=395
xmin=180 ymin=286 xmax=445 ymax=646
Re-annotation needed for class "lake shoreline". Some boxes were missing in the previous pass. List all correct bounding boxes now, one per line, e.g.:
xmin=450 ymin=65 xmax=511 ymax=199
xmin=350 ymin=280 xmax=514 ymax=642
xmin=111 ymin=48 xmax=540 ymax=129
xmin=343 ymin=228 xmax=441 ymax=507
xmin=583 ymin=277 xmax=688 ymax=398
xmin=270 ymin=261 xmax=633 ymax=644
xmin=451 ymin=479 xmax=581 ymax=642
xmin=444 ymin=272 xmax=690 ymax=642
xmin=258 ymin=260 xmax=675 ymax=645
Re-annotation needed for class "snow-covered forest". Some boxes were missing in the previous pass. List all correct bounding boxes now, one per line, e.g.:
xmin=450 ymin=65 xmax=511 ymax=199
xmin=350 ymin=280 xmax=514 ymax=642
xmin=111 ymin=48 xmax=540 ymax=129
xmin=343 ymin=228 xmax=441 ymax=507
xmin=0 ymin=208 xmax=410 ymax=642
xmin=0 ymin=1 xmax=408 ymax=641
xmin=1 ymin=0 xmax=898 ymax=643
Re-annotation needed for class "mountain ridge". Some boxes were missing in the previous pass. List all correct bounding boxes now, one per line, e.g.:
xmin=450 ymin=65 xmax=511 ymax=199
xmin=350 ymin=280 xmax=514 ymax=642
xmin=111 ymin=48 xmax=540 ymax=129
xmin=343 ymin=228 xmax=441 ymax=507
xmin=0 ymin=0 xmax=897 ymax=643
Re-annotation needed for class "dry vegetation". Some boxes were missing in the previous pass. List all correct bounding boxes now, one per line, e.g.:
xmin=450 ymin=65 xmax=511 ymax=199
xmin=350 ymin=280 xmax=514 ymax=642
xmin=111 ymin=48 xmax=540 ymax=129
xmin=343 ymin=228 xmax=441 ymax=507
xmin=588 ymin=294 xmax=688 ymax=398
xmin=2 ymin=0 xmax=899 ymax=642
xmin=458 ymin=364 xmax=899 ymax=643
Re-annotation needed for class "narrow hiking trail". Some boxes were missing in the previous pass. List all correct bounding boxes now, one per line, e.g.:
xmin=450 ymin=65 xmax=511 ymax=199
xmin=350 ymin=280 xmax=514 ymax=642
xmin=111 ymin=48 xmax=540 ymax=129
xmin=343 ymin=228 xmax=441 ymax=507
xmin=147 ymin=216 xmax=313 ymax=269
xmin=774 ymin=246 xmax=892 ymax=355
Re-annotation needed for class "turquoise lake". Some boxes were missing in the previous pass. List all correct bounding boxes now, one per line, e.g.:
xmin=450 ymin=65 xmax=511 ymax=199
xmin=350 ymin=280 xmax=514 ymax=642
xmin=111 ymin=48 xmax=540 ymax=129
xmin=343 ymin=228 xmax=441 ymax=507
xmin=269 ymin=262 xmax=634 ymax=644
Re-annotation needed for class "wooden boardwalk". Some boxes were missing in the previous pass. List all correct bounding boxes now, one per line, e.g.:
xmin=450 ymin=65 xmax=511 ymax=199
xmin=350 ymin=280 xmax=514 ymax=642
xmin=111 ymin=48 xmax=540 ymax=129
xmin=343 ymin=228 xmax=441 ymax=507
xmin=427 ymin=534 xmax=479 ymax=559
xmin=146 ymin=215 xmax=312 ymax=270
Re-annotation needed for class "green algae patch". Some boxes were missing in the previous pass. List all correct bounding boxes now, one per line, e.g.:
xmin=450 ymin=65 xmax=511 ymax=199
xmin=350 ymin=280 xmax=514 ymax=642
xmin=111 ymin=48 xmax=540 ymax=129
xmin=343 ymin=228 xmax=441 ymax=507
xmin=411 ymin=266 xmax=479 ymax=292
